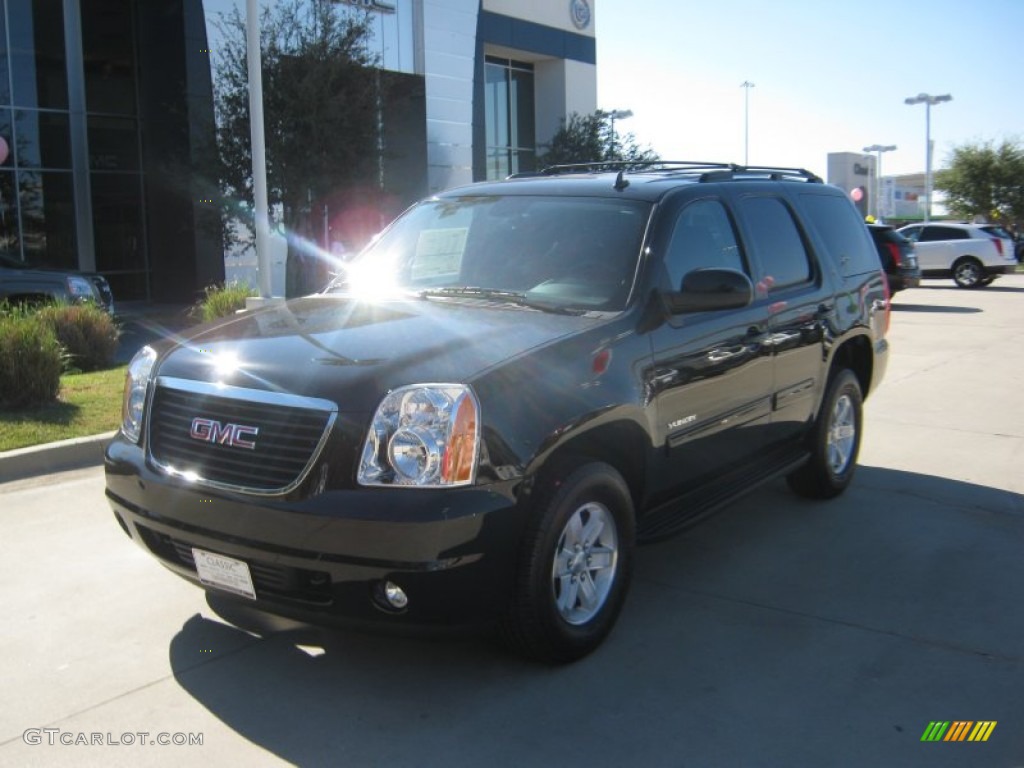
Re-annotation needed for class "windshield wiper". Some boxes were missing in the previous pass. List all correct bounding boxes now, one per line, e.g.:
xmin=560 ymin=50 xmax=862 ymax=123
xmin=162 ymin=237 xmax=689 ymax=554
xmin=417 ymin=287 xmax=585 ymax=315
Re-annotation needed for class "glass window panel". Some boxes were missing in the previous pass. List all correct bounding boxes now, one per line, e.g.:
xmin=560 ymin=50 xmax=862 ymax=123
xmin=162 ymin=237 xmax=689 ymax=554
xmin=485 ymin=63 xmax=508 ymax=149
xmin=81 ymin=0 xmax=138 ymax=115
xmin=486 ymin=148 xmax=509 ymax=181
xmin=103 ymin=271 xmax=147 ymax=302
xmin=18 ymin=170 xmax=76 ymax=268
xmin=8 ymin=0 xmax=69 ymax=109
xmin=91 ymin=173 xmax=144 ymax=273
xmin=666 ymin=200 xmax=747 ymax=290
xmin=14 ymin=110 xmax=72 ymax=169
xmin=0 ymin=10 xmax=11 ymax=105
xmin=511 ymin=68 xmax=534 ymax=150
xmin=0 ymin=171 xmax=19 ymax=254
xmin=87 ymin=116 xmax=139 ymax=171
xmin=510 ymin=149 xmax=535 ymax=176
xmin=0 ymin=109 xmax=13 ymax=167
xmin=738 ymin=197 xmax=811 ymax=290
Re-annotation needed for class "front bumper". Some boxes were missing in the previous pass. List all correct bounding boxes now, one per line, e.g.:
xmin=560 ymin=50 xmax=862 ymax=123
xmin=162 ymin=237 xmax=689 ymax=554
xmin=105 ymin=437 xmax=526 ymax=632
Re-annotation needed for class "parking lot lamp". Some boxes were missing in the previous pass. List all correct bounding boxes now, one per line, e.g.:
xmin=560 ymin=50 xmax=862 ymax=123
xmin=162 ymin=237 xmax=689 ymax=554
xmin=740 ymin=81 xmax=754 ymax=165
xmin=904 ymin=93 xmax=952 ymax=222
xmin=605 ymin=109 xmax=633 ymax=157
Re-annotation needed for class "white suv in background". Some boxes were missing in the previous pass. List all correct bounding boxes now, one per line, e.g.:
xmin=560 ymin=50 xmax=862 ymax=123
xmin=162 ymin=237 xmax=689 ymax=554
xmin=897 ymin=222 xmax=1017 ymax=288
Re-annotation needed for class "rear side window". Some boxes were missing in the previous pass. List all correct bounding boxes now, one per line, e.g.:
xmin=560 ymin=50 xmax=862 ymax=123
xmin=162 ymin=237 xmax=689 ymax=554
xmin=979 ymin=225 xmax=1012 ymax=239
xmin=664 ymin=199 xmax=747 ymax=290
xmin=800 ymin=192 xmax=880 ymax=276
xmin=920 ymin=226 xmax=969 ymax=241
xmin=737 ymin=197 xmax=812 ymax=291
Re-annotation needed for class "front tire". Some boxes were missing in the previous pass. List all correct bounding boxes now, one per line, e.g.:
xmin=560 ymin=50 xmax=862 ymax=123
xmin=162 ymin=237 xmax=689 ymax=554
xmin=501 ymin=461 xmax=635 ymax=663
xmin=952 ymin=258 xmax=985 ymax=288
xmin=787 ymin=369 xmax=863 ymax=499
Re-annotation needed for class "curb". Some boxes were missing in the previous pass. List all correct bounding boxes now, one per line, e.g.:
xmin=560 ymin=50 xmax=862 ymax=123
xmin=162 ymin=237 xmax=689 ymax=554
xmin=0 ymin=431 xmax=116 ymax=484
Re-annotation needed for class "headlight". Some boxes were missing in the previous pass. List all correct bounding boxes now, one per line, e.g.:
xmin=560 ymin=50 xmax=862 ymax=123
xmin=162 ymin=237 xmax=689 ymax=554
xmin=66 ymin=275 xmax=97 ymax=302
xmin=121 ymin=346 xmax=158 ymax=443
xmin=357 ymin=384 xmax=479 ymax=487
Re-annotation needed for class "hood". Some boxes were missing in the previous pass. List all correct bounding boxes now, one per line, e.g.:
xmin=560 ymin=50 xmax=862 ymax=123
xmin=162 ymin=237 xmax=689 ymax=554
xmin=153 ymin=295 xmax=607 ymax=412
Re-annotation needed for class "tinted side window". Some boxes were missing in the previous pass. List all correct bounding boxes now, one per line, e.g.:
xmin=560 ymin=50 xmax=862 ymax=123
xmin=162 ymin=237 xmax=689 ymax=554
xmin=664 ymin=199 xmax=746 ymax=290
xmin=737 ymin=197 xmax=812 ymax=291
xmin=920 ymin=226 xmax=968 ymax=241
xmin=799 ymin=192 xmax=879 ymax=276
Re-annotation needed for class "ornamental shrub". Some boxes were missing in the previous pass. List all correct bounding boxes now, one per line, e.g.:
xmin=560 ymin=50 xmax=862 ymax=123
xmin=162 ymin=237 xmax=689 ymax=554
xmin=34 ymin=303 xmax=120 ymax=373
xmin=0 ymin=311 xmax=63 ymax=408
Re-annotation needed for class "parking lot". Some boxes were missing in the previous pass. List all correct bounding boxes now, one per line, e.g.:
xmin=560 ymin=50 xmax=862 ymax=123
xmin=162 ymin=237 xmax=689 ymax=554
xmin=1 ymin=276 xmax=1022 ymax=767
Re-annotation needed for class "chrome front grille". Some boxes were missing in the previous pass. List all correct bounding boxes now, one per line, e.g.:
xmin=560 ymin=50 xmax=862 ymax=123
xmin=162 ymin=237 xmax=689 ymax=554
xmin=147 ymin=377 xmax=337 ymax=494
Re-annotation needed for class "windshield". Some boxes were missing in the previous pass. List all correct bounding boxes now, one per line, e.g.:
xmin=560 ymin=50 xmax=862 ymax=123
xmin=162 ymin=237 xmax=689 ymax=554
xmin=328 ymin=195 xmax=651 ymax=312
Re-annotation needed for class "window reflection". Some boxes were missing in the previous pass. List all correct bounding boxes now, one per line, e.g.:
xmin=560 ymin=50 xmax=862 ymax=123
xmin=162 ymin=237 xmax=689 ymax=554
xmin=91 ymin=173 xmax=143 ymax=272
xmin=14 ymin=110 xmax=72 ymax=169
xmin=0 ymin=9 xmax=11 ymax=105
xmin=18 ymin=171 xmax=76 ymax=268
xmin=484 ymin=57 xmax=535 ymax=180
xmin=8 ymin=0 xmax=69 ymax=109
xmin=0 ymin=171 xmax=18 ymax=253
xmin=87 ymin=116 xmax=139 ymax=171
xmin=82 ymin=0 xmax=138 ymax=115
xmin=0 ymin=109 xmax=13 ymax=166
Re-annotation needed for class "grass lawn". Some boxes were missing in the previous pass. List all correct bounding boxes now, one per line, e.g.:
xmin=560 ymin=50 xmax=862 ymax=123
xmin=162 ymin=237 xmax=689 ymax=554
xmin=0 ymin=365 xmax=126 ymax=452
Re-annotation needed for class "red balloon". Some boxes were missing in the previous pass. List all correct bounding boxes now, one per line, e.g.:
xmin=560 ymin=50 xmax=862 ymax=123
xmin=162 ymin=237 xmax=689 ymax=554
xmin=0 ymin=136 xmax=8 ymax=165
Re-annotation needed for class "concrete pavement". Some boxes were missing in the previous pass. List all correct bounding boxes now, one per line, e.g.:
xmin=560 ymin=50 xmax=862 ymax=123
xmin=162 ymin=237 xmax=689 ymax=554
xmin=1 ymin=275 xmax=1022 ymax=766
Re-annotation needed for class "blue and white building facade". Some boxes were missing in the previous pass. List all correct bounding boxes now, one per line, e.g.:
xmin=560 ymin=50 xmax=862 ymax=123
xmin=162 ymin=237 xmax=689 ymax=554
xmin=351 ymin=0 xmax=597 ymax=192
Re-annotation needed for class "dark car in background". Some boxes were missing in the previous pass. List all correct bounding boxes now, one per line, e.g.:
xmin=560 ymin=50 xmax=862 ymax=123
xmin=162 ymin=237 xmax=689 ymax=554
xmin=867 ymin=224 xmax=920 ymax=293
xmin=0 ymin=252 xmax=114 ymax=313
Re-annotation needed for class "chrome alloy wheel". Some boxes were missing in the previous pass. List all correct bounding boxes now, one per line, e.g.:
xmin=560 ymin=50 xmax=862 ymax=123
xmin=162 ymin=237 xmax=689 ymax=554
xmin=827 ymin=393 xmax=857 ymax=475
xmin=551 ymin=501 xmax=619 ymax=625
xmin=953 ymin=260 xmax=982 ymax=287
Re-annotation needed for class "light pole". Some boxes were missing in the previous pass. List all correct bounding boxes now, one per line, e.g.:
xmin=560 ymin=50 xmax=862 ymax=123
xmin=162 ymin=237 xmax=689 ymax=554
xmin=740 ymin=81 xmax=755 ymax=165
xmin=605 ymin=109 xmax=633 ymax=156
xmin=863 ymin=144 xmax=897 ymax=220
xmin=904 ymin=92 xmax=952 ymax=222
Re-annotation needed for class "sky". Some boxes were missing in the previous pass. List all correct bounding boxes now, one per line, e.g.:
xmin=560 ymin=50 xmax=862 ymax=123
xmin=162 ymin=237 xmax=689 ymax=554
xmin=595 ymin=0 xmax=1024 ymax=178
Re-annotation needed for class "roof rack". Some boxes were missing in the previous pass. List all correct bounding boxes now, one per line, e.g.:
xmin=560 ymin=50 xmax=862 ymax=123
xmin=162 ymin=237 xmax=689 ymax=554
xmin=508 ymin=161 xmax=822 ymax=185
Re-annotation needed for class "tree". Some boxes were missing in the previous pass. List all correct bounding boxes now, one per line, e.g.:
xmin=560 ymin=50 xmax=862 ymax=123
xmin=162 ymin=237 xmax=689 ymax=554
xmin=935 ymin=139 xmax=1024 ymax=231
xmin=212 ymin=0 xmax=383 ymax=295
xmin=539 ymin=111 xmax=659 ymax=168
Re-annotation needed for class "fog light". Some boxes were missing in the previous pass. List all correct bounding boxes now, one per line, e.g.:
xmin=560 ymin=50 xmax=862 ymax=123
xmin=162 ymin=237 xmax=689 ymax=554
xmin=383 ymin=581 xmax=408 ymax=609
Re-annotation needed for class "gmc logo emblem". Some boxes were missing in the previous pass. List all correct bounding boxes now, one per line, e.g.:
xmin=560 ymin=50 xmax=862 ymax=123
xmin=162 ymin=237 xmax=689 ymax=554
xmin=189 ymin=417 xmax=259 ymax=450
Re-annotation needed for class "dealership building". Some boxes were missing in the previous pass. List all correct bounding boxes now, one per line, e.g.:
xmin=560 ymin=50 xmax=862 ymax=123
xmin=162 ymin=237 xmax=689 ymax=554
xmin=0 ymin=0 xmax=597 ymax=303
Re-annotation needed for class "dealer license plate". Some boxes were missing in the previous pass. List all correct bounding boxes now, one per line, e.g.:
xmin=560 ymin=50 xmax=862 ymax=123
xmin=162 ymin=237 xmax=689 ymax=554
xmin=192 ymin=548 xmax=256 ymax=600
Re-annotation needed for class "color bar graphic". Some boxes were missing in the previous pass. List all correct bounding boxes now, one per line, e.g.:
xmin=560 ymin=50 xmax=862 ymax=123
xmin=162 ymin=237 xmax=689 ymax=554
xmin=920 ymin=721 xmax=996 ymax=742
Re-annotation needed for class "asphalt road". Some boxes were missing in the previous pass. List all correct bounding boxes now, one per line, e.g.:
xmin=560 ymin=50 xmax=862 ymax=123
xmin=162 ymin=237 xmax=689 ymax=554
xmin=2 ymin=276 xmax=1023 ymax=767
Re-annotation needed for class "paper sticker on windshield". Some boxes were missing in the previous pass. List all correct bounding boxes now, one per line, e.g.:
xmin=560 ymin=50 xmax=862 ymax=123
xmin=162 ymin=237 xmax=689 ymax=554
xmin=413 ymin=227 xmax=467 ymax=279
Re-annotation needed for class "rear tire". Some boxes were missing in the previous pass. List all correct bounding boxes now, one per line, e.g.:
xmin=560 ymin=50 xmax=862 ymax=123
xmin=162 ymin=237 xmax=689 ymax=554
xmin=500 ymin=461 xmax=634 ymax=663
xmin=787 ymin=369 xmax=863 ymax=499
xmin=952 ymin=258 xmax=985 ymax=289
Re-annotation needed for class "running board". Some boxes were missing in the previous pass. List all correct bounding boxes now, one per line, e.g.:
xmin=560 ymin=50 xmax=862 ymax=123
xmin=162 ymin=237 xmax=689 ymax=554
xmin=636 ymin=448 xmax=810 ymax=543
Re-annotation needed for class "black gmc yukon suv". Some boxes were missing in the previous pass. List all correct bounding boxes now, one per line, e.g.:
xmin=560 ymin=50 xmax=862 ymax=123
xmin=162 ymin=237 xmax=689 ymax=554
xmin=105 ymin=162 xmax=889 ymax=662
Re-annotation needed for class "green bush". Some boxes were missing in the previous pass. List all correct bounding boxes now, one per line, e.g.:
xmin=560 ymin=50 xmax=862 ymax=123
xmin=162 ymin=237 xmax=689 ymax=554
xmin=35 ymin=303 xmax=120 ymax=373
xmin=194 ymin=282 xmax=255 ymax=323
xmin=0 ymin=312 xmax=63 ymax=408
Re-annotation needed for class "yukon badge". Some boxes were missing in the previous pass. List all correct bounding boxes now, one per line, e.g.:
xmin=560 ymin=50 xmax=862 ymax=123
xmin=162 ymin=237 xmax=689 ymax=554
xmin=189 ymin=417 xmax=259 ymax=450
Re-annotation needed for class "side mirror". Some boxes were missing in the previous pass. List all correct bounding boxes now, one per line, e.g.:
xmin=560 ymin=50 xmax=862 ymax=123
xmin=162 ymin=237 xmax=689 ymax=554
xmin=665 ymin=268 xmax=754 ymax=314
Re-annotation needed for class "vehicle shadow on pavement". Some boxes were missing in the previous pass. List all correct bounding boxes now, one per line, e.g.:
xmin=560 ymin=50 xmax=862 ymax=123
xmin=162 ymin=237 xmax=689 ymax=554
xmin=890 ymin=304 xmax=981 ymax=314
xmin=913 ymin=284 xmax=1024 ymax=293
xmin=167 ymin=467 xmax=1024 ymax=766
